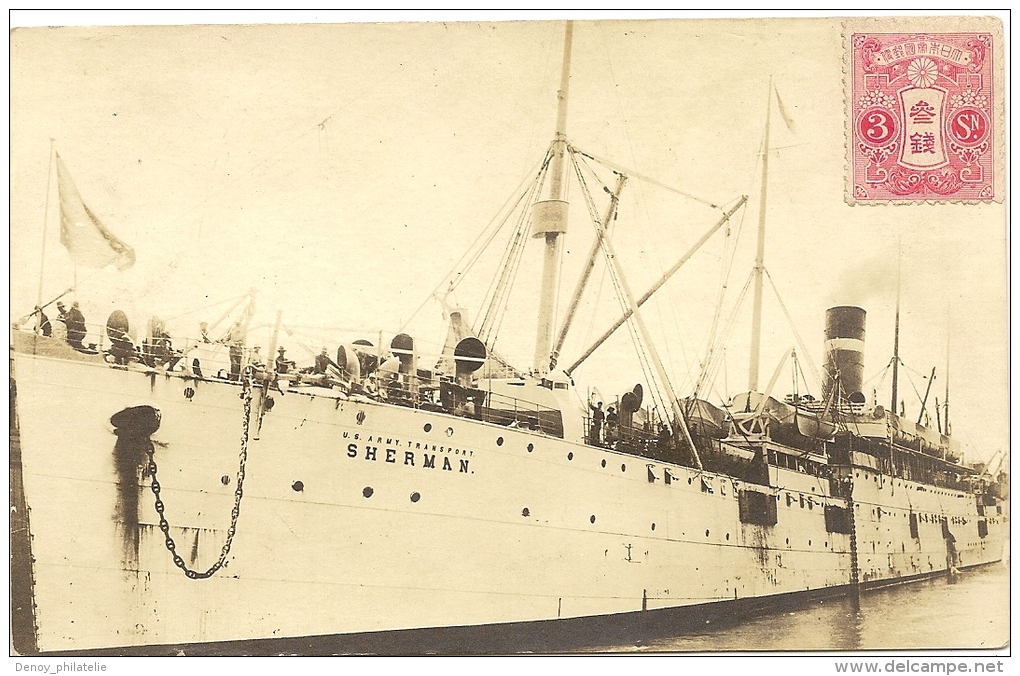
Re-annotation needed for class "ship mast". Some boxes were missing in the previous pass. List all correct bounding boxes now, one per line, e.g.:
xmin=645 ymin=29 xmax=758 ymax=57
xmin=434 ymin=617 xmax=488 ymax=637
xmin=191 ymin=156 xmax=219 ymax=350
xmin=532 ymin=21 xmax=574 ymax=374
xmin=890 ymin=247 xmax=901 ymax=416
xmin=747 ymin=79 xmax=772 ymax=392
xmin=35 ymin=140 xmax=56 ymax=314
xmin=943 ymin=316 xmax=951 ymax=435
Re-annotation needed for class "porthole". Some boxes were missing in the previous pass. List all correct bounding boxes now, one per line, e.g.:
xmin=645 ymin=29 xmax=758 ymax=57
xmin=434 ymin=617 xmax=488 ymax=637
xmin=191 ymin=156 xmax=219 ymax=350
xmin=291 ymin=480 xmax=303 ymax=492
xmin=590 ymin=515 xmax=597 ymax=524
xmin=183 ymin=386 xmax=195 ymax=400
xmin=445 ymin=427 xmax=454 ymax=437
xmin=221 ymin=475 xmax=231 ymax=486
xmin=567 ymin=452 xmax=574 ymax=461
xmin=423 ymin=423 xmax=432 ymax=433
xmin=496 ymin=436 xmax=504 ymax=446
xmin=725 ymin=533 xmax=730 ymax=541
xmin=527 ymin=443 xmax=534 ymax=453
xmin=651 ymin=523 xmax=656 ymax=531
xmin=363 ymin=486 xmax=374 ymax=498
xmin=621 ymin=463 xmax=626 ymax=472
xmin=808 ymin=540 xmax=812 ymax=546
xmin=785 ymin=538 xmax=790 ymax=545
xmin=522 ymin=507 xmax=530 ymax=517
xmin=410 ymin=492 xmax=421 ymax=503
xmin=705 ymin=529 xmax=710 ymax=537
xmin=688 ymin=477 xmax=693 ymax=485
xmin=824 ymin=541 xmax=828 ymax=547
xmin=600 ymin=459 xmax=606 ymax=468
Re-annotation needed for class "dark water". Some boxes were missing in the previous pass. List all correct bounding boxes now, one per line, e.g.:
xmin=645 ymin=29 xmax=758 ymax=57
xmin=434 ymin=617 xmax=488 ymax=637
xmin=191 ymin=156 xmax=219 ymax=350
xmin=594 ymin=560 xmax=1009 ymax=652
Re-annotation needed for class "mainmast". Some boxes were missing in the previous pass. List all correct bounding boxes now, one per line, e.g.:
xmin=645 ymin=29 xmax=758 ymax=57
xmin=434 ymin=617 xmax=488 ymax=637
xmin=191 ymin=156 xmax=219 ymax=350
xmin=890 ymin=248 xmax=901 ymax=416
xmin=532 ymin=21 xmax=574 ymax=374
xmin=747 ymin=80 xmax=772 ymax=392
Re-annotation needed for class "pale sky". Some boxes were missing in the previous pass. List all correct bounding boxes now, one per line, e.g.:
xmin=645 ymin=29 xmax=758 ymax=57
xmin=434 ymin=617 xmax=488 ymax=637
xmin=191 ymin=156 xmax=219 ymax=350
xmin=9 ymin=12 xmax=1009 ymax=464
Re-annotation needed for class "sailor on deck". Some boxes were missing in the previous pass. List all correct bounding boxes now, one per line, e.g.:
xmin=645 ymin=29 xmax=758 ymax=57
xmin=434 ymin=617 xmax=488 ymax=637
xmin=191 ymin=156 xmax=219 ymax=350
xmin=589 ymin=401 xmax=604 ymax=445
xmin=34 ymin=306 xmax=52 ymax=337
xmin=605 ymin=406 xmax=619 ymax=445
xmin=65 ymin=302 xmax=87 ymax=350
xmin=314 ymin=347 xmax=332 ymax=374
xmin=275 ymin=347 xmax=296 ymax=374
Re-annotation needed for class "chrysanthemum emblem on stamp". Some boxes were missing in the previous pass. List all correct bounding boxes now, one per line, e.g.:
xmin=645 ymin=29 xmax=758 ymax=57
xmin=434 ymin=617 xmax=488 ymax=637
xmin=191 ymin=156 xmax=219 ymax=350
xmin=845 ymin=19 xmax=1003 ymax=205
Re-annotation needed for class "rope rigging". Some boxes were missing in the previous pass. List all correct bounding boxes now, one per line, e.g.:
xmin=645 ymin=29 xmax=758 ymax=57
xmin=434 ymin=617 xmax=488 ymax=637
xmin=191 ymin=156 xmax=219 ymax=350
xmin=397 ymin=150 xmax=552 ymax=335
xmin=569 ymin=149 xmax=675 ymax=425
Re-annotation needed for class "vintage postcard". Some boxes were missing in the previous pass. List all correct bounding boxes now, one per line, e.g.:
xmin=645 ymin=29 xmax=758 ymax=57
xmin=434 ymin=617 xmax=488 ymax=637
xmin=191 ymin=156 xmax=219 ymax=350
xmin=8 ymin=13 xmax=1008 ymax=660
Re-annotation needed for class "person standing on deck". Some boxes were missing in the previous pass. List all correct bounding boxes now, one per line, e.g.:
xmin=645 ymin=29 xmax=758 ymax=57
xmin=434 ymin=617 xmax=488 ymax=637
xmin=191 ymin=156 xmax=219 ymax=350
xmin=314 ymin=347 xmax=332 ymax=375
xmin=606 ymin=406 xmax=619 ymax=445
xmin=34 ymin=306 xmax=51 ymax=337
xmin=589 ymin=401 xmax=604 ymax=446
xmin=64 ymin=301 xmax=87 ymax=350
xmin=275 ymin=347 xmax=296 ymax=374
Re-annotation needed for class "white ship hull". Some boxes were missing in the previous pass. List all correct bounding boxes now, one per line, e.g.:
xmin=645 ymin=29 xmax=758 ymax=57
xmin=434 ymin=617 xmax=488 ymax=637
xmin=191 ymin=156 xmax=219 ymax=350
xmin=9 ymin=341 xmax=1005 ymax=654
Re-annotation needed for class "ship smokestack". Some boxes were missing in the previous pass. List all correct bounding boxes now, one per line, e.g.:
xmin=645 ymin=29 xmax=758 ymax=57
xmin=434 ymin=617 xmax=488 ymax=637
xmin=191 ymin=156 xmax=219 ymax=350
xmin=823 ymin=306 xmax=866 ymax=408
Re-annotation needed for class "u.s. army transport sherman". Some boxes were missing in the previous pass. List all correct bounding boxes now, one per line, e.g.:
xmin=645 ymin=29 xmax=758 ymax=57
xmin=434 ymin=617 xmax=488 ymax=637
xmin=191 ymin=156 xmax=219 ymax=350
xmin=10 ymin=22 xmax=1006 ymax=655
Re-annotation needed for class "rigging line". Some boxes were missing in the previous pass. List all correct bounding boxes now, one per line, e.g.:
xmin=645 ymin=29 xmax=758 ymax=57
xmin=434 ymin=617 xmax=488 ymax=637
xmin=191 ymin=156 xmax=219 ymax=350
xmin=485 ymin=177 xmax=546 ymax=353
xmin=901 ymin=368 xmax=925 ymax=407
xmin=899 ymin=361 xmax=935 ymax=379
xmin=398 ymin=150 xmax=551 ymax=334
xmin=465 ymin=150 xmax=553 ymax=297
xmin=574 ymin=150 xmax=614 ymax=198
xmin=594 ymin=23 xmax=665 ymax=277
xmin=479 ymin=154 xmax=552 ymax=334
xmin=446 ymin=149 xmax=550 ymax=299
xmin=163 ymin=293 xmax=253 ymax=324
xmin=763 ymin=268 xmax=823 ymax=388
xmin=692 ymin=268 xmax=755 ymax=403
xmin=581 ymin=255 xmax=610 ymax=350
xmin=486 ymin=203 xmax=535 ymax=353
xmin=479 ymin=198 xmax=532 ymax=338
xmin=569 ymin=144 xmax=723 ymax=211
xmin=701 ymin=277 xmax=752 ymax=398
xmin=573 ymin=156 xmax=667 ymax=418
xmin=578 ymin=150 xmax=688 ymax=389
xmin=863 ymin=360 xmax=893 ymax=386
xmin=693 ymin=269 xmax=752 ymax=400
xmin=694 ymin=187 xmax=752 ymax=393
xmin=480 ymin=171 xmax=545 ymax=345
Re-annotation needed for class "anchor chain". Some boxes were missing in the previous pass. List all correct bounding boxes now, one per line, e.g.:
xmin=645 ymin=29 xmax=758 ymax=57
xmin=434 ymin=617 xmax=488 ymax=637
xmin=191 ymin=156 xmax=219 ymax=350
xmin=146 ymin=368 xmax=255 ymax=579
xmin=845 ymin=477 xmax=860 ymax=588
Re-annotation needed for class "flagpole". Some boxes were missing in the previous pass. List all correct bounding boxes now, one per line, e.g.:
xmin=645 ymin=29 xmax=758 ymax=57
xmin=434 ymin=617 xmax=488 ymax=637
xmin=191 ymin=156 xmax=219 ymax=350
xmin=35 ymin=140 xmax=56 ymax=313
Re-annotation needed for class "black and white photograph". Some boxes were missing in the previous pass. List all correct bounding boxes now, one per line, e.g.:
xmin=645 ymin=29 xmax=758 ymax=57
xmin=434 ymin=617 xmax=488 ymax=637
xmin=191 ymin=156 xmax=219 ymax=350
xmin=8 ymin=11 xmax=1009 ymax=664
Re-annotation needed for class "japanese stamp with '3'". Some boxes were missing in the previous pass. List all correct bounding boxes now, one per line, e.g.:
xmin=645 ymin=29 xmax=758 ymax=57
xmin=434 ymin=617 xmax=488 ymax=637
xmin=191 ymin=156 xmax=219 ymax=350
xmin=844 ymin=17 xmax=1003 ymax=204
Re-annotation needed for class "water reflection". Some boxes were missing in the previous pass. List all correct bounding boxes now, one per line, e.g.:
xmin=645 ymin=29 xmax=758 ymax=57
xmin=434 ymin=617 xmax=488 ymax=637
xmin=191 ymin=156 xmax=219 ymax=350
xmin=591 ymin=562 xmax=1008 ymax=652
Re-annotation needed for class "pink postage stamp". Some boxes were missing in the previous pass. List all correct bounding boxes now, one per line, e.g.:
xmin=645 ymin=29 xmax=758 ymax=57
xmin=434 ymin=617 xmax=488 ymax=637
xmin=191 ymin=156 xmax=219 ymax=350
xmin=844 ymin=17 xmax=1003 ymax=205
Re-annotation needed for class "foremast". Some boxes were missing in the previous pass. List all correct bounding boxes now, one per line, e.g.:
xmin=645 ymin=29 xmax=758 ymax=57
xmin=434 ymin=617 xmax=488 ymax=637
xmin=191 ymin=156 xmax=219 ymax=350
xmin=532 ymin=21 xmax=573 ymax=374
